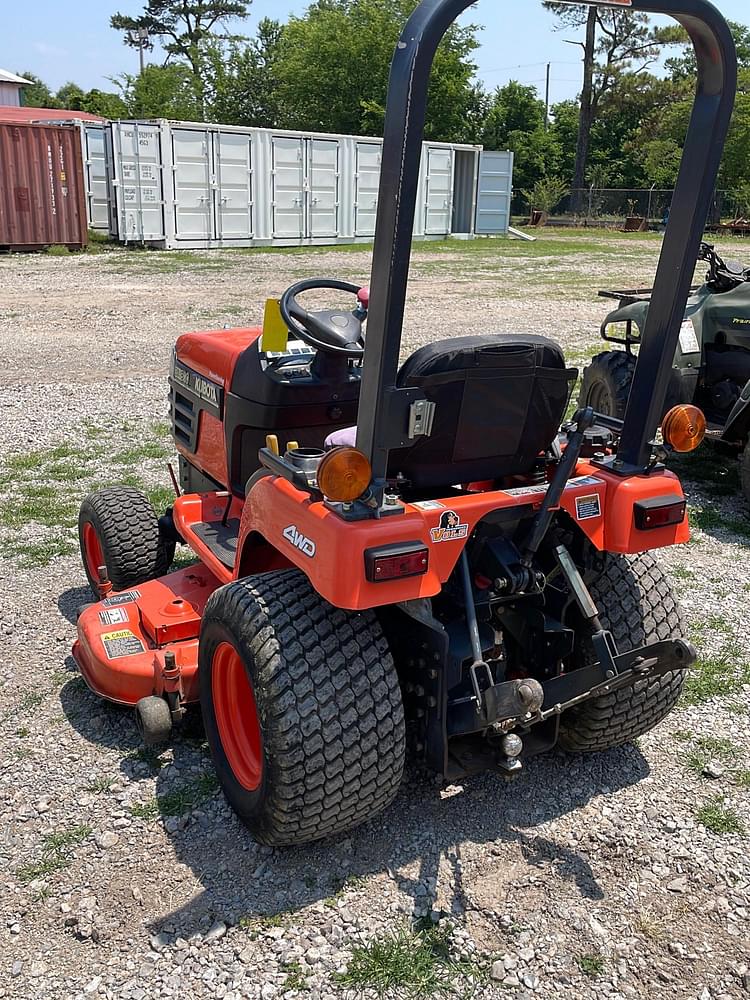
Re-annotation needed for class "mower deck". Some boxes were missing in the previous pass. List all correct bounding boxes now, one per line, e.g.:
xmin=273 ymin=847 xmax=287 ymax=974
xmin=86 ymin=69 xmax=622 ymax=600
xmin=73 ymin=565 xmax=221 ymax=706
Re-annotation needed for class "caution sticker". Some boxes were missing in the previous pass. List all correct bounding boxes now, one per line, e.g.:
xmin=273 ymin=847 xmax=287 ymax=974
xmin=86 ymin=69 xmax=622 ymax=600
xmin=101 ymin=629 xmax=145 ymax=659
xmin=98 ymin=607 xmax=129 ymax=626
xmin=101 ymin=590 xmax=141 ymax=608
xmin=575 ymin=494 xmax=602 ymax=520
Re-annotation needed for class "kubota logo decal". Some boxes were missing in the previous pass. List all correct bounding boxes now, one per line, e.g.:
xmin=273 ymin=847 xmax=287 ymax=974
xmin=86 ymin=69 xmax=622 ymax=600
xmin=283 ymin=525 xmax=316 ymax=557
xmin=430 ymin=510 xmax=469 ymax=544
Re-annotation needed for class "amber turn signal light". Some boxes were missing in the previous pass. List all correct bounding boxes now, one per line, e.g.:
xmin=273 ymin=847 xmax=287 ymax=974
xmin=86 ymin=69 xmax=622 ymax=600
xmin=317 ymin=447 xmax=372 ymax=502
xmin=662 ymin=404 xmax=706 ymax=453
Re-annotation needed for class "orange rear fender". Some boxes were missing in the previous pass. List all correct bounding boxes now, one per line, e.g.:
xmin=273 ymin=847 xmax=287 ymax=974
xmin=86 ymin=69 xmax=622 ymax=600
xmin=235 ymin=464 xmax=688 ymax=610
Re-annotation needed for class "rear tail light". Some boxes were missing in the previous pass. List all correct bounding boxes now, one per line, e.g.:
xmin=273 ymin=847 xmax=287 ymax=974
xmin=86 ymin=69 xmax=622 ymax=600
xmin=634 ymin=495 xmax=687 ymax=530
xmin=365 ymin=542 xmax=429 ymax=582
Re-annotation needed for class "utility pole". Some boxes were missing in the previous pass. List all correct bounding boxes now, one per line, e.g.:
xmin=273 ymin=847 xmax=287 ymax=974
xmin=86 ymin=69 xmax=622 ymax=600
xmin=545 ymin=62 xmax=551 ymax=129
xmin=127 ymin=26 xmax=150 ymax=75
xmin=138 ymin=27 xmax=149 ymax=75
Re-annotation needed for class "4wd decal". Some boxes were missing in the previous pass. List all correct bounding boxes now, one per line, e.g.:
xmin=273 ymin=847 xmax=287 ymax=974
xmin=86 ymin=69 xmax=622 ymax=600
xmin=430 ymin=510 xmax=469 ymax=544
xmin=283 ymin=525 xmax=316 ymax=558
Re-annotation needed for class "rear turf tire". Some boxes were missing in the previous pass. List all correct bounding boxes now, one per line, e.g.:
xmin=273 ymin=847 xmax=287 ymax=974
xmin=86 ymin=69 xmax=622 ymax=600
xmin=78 ymin=486 xmax=175 ymax=593
xmin=558 ymin=552 xmax=686 ymax=753
xmin=199 ymin=570 xmax=406 ymax=846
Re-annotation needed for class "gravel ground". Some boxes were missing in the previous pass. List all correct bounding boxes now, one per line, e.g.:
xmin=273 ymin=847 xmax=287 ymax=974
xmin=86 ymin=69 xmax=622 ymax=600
xmin=1 ymin=233 xmax=749 ymax=1000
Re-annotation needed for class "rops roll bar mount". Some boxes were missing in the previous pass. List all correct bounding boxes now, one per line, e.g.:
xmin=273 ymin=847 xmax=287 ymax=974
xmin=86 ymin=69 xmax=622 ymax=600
xmin=355 ymin=0 xmax=737 ymax=494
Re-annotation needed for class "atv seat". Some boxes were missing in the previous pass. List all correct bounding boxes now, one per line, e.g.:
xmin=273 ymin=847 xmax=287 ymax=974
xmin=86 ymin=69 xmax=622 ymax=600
xmin=327 ymin=334 xmax=576 ymax=489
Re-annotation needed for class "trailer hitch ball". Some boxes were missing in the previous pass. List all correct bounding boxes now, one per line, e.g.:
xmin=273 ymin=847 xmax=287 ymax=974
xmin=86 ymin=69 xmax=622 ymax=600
xmin=501 ymin=733 xmax=523 ymax=758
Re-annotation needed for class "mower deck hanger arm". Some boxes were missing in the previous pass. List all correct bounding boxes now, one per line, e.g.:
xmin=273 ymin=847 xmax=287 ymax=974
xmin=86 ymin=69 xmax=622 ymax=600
xmin=357 ymin=0 xmax=737 ymax=492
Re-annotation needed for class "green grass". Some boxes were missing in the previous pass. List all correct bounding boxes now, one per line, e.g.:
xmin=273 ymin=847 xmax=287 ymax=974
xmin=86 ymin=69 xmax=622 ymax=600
xmin=689 ymin=504 xmax=750 ymax=541
xmin=129 ymin=772 xmax=219 ymax=822
xmin=682 ymin=647 xmax=750 ymax=706
xmin=335 ymin=923 xmax=480 ymax=999
xmin=696 ymin=800 xmax=745 ymax=835
xmin=577 ymin=954 xmax=605 ymax=978
xmin=0 ymin=420 xmax=176 ymax=567
xmin=281 ymin=961 xmax=307 ymax=991
xmin=671 ymin=566 xmax=696 ymax=581
xmin=86 ymin=776 xmax=115 ymax=794
xmin=685 ymin=736 xmax=738 ymax=775
xmin=16 ymin=824 xmax=92 ymax=884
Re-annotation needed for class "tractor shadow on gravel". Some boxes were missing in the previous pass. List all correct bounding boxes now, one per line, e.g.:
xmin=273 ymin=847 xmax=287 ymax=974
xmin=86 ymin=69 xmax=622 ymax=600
xmin=148 ymin=749 xmax=646 ymax=941
xmin=57 ymin=582 xmax=650 ymax=943
xmin=144 ymin=747 xmax=647 ymax=943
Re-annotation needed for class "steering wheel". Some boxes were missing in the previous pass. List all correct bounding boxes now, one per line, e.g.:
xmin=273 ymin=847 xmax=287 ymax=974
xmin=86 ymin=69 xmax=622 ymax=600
xmin=279 ymin=278 xmax=368 ymax=356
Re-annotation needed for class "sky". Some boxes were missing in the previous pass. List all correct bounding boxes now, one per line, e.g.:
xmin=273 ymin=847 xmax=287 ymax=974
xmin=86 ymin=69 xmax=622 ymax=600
xmin=3 ymin=0 xmax=749 ymax=107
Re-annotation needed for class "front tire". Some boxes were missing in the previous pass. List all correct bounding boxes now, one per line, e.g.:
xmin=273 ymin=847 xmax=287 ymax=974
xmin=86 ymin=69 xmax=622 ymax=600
xmin=78 ymin=486 xmax=175 ymax=593
xmin=199 ymin=570 xmax=406 ymax=846
xmin=558 ymin=552 xmax=686 ymax=753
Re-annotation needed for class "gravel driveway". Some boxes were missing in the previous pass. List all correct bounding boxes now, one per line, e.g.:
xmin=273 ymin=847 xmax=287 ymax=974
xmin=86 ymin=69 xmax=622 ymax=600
xmin=1 ymin=233 xmax=749 ymax=1000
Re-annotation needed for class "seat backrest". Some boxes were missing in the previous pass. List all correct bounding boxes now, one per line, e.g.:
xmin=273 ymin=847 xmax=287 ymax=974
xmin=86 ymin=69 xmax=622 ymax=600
xmin=387 ymin=334 xmax=576 ymax=489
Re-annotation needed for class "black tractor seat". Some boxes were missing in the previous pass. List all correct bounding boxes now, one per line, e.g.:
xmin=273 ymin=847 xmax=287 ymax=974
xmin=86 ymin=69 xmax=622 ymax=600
xmin=327 ymin=334 xmax=577 ymax=489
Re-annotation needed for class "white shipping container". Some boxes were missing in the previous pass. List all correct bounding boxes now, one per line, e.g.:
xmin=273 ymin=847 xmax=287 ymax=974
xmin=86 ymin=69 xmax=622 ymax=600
xmin=106 ymin=119 xmax=512 ymax=249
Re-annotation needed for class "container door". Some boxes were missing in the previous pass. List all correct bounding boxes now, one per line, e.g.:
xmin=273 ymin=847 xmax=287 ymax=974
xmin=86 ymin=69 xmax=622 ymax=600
xmin=271 ymin=136 xmax=305 ymax=239
xmin=83 ymin=125 xmax=109 ymax=230
xmin=171 ymin=129 xmax=213 ymax=239
xmin=215 ymin=131 xmax=253 ymax=240
xmin=307 ymin=138 xmax=339 ymax=238
xmin=354 ymin=142 xmax=381 ymax=237
xmin=475 ymin=150 xmax=514 ymax=235
xmin=423 ymin=146 xmax=453 ymax=235
xmin=113 ymin=123 xmax=165 ymax=241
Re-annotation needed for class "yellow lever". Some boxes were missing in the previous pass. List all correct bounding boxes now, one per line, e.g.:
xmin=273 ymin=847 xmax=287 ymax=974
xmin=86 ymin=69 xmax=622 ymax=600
xmin=265 ymin=434 xmax=280 ymax=456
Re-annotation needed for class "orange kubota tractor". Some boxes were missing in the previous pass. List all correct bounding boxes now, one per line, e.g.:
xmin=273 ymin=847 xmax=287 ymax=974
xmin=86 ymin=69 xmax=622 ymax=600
xmin=73 ymin=0 xmax=736 ymax=846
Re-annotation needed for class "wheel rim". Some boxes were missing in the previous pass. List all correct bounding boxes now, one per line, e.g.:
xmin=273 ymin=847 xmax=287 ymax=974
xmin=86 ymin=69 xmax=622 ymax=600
xmin=82 ymin=522 xmax=105 ymax=584
xmin=211 ymin=642 xmax=263 ymax=791
xmin=588 ymin=380 xmax=613 ymax=415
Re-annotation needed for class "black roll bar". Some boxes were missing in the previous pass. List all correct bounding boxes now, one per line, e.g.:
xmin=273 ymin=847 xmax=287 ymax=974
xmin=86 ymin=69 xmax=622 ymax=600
xmin=356 ymin=0 xmax=736 ymax=485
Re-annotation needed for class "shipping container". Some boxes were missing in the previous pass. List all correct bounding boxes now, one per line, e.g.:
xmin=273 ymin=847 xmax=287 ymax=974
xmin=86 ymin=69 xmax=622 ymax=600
xmin=0 ymin=109 xmax=108 ymax=232
xmin=0 ymin=122 xmax=88 ymax=250
xmin=107 ymin=120 xmax=512 ymax=250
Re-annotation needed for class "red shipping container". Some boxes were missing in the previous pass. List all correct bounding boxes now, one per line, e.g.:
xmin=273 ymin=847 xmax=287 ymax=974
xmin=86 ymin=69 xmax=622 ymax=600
xmin=0 ymin=122 xmax=88 ymax=250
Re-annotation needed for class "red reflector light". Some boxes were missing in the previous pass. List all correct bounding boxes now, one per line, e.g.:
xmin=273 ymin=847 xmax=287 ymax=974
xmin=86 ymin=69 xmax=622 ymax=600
xmin=634 ymin=495 xmax=687 ymax=530
xmin=365 ymin=542 xmax=429 ymax=582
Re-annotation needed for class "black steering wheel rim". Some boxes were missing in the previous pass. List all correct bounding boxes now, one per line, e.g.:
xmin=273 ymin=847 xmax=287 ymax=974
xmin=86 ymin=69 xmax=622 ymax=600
xmin=279 ymin=278 xmax=365 ymax=356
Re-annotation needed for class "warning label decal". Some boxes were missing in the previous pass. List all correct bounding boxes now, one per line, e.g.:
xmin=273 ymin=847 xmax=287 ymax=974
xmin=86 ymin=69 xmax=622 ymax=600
xmin=101 ymin=630 xmax=145 ymax=659
xmin=575 ymin=494 xmax=602 ymax=520
xmin=101 ymin=590 xmax=141 ymax=608
xmin=98 ymin=607 xmax=129 ymax=627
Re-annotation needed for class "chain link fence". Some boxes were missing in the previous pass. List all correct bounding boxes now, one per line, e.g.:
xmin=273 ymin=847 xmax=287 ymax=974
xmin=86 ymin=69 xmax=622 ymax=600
xmin=518 ymin=188 xmax=746 ymax=229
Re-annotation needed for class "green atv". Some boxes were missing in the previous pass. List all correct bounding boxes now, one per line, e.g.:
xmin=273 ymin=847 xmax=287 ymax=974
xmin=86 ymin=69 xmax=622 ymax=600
xmin=581 ymin=242 xmax=750 ymax=501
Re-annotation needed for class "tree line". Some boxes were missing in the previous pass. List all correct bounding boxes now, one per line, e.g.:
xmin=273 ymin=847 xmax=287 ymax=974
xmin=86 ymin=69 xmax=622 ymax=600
xmin=18 ymin=0 xmax=750 ymax=212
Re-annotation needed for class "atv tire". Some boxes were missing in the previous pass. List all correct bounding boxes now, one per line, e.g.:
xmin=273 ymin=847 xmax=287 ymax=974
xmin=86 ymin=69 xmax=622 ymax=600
xmin=579 ymin=351 xmax=636 ymax=420
xmin=558 ymin=552 xmax=686 ymax=753
xmin=78 ymin=486 xmax=175 ymax=593
xmin=199 ymin=569 xmax=406 ymax=846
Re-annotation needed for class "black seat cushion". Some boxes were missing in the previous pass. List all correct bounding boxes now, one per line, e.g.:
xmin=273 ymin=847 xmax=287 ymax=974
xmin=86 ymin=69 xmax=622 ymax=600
xmin=387 ymin=334 xmax=576 ymax=489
